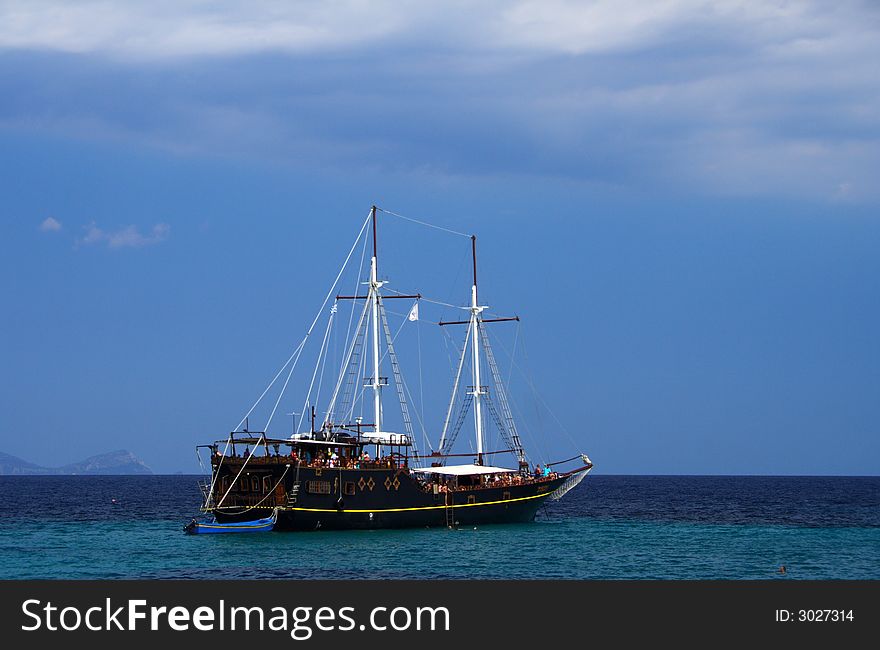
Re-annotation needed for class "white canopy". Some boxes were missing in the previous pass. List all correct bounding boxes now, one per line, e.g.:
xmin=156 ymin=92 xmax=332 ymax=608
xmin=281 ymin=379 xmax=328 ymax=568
xmin=287 ymin=436 xmax=355 ymax=446
xmin=410 ymin=464 xmax=516 ymax=476
xmin=360 ymin=432 xmax=412 ymax=446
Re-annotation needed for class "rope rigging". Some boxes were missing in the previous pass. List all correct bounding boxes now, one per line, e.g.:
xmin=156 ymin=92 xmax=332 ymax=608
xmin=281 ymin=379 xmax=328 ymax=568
xmin=204 ymin=203 xmax=591 ymax=514
xmin=379 ymin=300 xmax=418 ymax=452
xmin=480 ymin=325 xmax=526 ymax=463
xmin=205 ymin=209 xmax=372 ymax=509
xmin=296 ymin=301 xmax=337 ymax=433
xmin=438 ymin=323 xmax=471 ymax=453
xmin=376 ymin=207 xmax=471 ymax=239
xmin=325 ymin=294 xmax=370 ymax=425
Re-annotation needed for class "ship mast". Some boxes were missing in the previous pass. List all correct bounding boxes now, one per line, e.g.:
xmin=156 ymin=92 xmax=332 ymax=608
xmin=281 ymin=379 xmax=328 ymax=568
xmin=332 ymin=206 xmax=420 ymax=435
xmin=438 ymin=232 xmax=520 ymax=463
xmin=369 ymin=205 xmax=383 ymax=434
xmin=469 ymin=235 xmax=486 ymax=463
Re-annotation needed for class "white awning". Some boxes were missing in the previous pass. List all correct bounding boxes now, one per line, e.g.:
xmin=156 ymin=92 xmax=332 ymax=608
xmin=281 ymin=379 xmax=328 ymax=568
xmin=287 ymin=435 xmax=355 ymax=446
xmin=410 ymin=464 xmax=516 ymax=476
xmin=360 ymin=432 xmax=412 ymax=446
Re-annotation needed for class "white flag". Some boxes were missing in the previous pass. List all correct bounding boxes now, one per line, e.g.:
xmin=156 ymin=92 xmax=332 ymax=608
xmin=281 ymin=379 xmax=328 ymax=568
xmin=407 ymin=302 xmax=419 ymax=322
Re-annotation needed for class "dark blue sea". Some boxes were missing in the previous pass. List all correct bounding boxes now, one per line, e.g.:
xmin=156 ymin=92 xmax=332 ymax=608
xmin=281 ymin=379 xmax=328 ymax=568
xmin=1 ymin=475 xmax=877 ymax=579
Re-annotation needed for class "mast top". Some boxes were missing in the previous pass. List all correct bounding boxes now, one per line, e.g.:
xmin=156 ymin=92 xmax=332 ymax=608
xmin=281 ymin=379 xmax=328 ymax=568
xmin=471 ymin=234 xmax=478 ymax=302
xmin=371 ymin=205 xmax=378 ymax=261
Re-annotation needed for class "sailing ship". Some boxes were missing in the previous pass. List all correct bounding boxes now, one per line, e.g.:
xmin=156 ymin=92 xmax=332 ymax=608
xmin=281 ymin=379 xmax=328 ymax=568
xmin=186 ymin=206 xmax=591 ymax=533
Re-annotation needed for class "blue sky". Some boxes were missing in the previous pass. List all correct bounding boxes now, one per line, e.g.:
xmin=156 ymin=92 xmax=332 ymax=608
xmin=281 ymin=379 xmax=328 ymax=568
xmin=1 ymin=1 xmax=878 ymax=474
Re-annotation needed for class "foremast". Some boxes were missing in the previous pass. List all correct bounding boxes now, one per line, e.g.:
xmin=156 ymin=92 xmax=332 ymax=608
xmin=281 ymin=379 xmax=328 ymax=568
xmin=368 ymin=205 xmax=384 ymax=434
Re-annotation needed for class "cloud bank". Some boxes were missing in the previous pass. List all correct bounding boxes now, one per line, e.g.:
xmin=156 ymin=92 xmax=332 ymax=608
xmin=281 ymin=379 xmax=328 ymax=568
xmin=1 ymin=1 xmax=877 ymax=201
xmin=0 ymin=1 xmax=856 ymax=60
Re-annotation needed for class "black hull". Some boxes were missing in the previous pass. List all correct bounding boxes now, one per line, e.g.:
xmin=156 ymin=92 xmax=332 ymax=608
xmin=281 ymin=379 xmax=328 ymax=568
xmin=252 ymin=499 xmax=545 ymax=531
xmin=208 ymin=462 xmax=567 ymax=531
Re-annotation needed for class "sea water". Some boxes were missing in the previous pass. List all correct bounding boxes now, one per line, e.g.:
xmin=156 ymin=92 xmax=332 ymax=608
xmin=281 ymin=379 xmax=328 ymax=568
xmin=1 ymin=475 xmax=876 ymax=579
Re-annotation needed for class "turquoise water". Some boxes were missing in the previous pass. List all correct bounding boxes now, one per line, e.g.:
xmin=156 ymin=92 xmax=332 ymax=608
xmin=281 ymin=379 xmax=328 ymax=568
xmin=1 ymin=475 xmax=877 ymax=579
xmin=4 ymin=518 xmax=877 ymax=580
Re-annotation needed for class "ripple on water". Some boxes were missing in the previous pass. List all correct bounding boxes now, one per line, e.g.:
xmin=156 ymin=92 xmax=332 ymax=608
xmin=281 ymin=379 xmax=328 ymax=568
xmin=0 ymin=475 xmax=877 ymax=579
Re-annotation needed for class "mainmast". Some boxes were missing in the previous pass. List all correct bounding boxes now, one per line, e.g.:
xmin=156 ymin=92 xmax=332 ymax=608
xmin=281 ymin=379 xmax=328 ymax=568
xmin=438 ymin=233 xmax=520 ymax=462
xmin=333 ymin=206 xmax=420 ymax=435
xmin=469 ymin=235 xmax=486 ymax=463
xmin=369 ymin=205 xmax=383 ymax=434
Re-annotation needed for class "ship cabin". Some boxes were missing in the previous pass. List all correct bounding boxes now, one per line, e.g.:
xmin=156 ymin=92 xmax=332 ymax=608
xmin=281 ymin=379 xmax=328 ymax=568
xmin=201 ymin=428 xmax=551 ymax=508
xmin=204 ymin=429 xmax=415 ymax=472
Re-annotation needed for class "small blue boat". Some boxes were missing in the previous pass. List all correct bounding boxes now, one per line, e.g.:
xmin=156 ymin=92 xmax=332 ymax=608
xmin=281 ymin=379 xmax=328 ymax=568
xmin=184 ymin=511 xmax=276 ymax=534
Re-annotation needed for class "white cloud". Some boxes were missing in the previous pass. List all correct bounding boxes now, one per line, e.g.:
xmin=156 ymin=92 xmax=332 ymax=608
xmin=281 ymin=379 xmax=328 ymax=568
xmin=79 ymin=222 xmax=170 ymax=249
xmin=1 ymin=1 xmax=877 ymax=201
xmin=0 ymin=0 xmax=408 ymax=59
xmin=0 ymin=1 xmax=870 ymax=60
xmin=497 ymin=0 xmax=724 ymax=54
xmin=39 ymin=216 xmax=62 ymax=232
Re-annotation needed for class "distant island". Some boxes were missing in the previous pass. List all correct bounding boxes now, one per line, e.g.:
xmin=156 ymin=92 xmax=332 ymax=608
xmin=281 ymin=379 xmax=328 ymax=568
xmin=0 ymin=450 xmax=153 ymax=475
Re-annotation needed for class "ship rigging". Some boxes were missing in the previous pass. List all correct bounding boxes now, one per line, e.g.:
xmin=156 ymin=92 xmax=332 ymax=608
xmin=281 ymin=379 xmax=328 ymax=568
xmin=186 ymin=206 xmax=592 ymax=533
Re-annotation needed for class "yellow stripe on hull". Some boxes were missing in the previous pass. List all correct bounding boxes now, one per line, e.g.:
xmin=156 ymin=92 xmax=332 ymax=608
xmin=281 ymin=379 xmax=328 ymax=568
xmin=215 ymin=491 xmax=548 ymax=515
